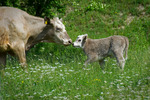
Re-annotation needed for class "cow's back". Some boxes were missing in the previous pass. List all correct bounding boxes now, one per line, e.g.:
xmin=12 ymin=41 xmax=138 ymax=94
xmin=0 ymin=7 xmax=29 ymax=52
xmin=0 ymin=7 xmax=28 ymax=26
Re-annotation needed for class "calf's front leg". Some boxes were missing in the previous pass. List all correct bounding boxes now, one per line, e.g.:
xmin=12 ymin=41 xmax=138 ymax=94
xmin=84 ymin=55 xmax=98 ymax=67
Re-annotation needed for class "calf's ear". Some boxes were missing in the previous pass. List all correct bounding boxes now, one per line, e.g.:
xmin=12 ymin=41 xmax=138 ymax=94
xmin=82 ymin=34 xmax=88 ymax=47
xmin=84 ymin=34 xmax=88 ymax=39
xmin=44 ymin=16 xmax=51 ymax=25
xmin=85 ymin=34 xmax=88 ymax=37
xmin=83 ymin=35 xmax=87 ymax=41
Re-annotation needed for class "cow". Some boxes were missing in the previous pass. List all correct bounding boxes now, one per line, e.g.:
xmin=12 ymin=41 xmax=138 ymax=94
xmin=0 ymin=7 xmax=72 ymax=70
xmin=73 ymin=34 xmax=129 ymax=70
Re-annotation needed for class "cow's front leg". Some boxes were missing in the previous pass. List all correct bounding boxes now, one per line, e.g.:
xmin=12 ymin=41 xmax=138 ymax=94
xmin=18 ymin=50 xmax=27 ymax=70
xmin=13 ymin=44 xmax=27 ymax=71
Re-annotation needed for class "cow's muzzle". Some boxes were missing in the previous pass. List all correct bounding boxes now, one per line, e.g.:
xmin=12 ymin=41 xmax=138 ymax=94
xmin=63 ymin=39 xmax=72 ymax=46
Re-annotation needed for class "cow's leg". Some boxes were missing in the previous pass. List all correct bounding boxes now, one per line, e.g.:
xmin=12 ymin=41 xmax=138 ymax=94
xmin=99 ymin=59 xmax=105 ymax=70
xmin=0 ymin=53 xmax=7 ymax=70
xmin=13 ymin=45 xmax=27 ymax=71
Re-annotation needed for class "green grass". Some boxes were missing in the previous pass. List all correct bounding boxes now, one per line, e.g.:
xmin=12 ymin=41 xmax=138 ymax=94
xmin=1 ymin=47 xmax=150 ymax=100
xmin=0 ymin=0 xmax=150 ymax=99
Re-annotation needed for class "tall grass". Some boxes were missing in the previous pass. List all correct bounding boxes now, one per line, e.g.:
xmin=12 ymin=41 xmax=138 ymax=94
xmin=0 ymin=0 xmax=150 ymax=99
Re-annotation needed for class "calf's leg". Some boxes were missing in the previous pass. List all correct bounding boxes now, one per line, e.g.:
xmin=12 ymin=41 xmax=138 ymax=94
xmin=99 ymin=59 xmax=105 ymax=70
xmin=84 ymin=55 xmax=98 ymax=67
xmin=114 ymin=52 xmax=125 ymax=70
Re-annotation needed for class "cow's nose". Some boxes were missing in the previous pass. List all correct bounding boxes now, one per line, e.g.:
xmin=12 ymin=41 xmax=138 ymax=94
xmin=72 ymin=43 xmax=74 ymax=46
xmin=68 ymin=39 xmax=72 ymax=44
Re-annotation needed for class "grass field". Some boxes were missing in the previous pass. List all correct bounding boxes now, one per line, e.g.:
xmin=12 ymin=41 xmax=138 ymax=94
xmin=0 ymin=0 xmax=150 ymax=100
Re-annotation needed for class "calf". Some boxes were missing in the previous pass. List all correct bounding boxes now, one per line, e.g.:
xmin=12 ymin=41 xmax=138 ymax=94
xmin=73 ymin=34 xmax=129 ymax=70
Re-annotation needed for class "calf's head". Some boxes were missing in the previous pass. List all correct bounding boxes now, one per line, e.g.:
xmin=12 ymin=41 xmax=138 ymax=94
xmin=44 ymin=17 xmax=72 ymax=46
xmin=73 ymin=34 xmax=88 ymax=48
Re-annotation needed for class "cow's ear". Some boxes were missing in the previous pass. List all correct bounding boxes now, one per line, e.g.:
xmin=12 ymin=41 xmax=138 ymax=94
xmin=44 ymin=16 xmax=50 ymax=25
xmin=60 ymin=18 xmax=63 ymax=22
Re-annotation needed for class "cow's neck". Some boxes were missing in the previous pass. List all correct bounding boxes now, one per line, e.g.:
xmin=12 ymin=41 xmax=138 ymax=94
xmin=28 ymin=16 xmax=46 ymax=38
xmin=26 ymin=16 xmax=47 ymax=50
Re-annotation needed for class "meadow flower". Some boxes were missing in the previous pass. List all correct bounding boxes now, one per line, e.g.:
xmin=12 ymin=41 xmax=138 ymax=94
xmin=55 ymin=62 xmax=59 ymax=65
xmin=28 ymin=96 xmax=34 ymax=99
xmin=5 ymin=94 xmax=10 ymax=97
xmin=112 ymin=63 xmax=116 ymax=66
xmin=120 ymin=83 xmax=123 ymax=85
xmin=22 ymin=81 xmax=24 ymax=84
xmin=43 ymin=94 xmax=48 ymax=97
xmin=25 ymin=93 xmax=29 ymax=95
xmin=102 ymin=71 xmax=106 ymax=74
xmin=53 ymin=96 xmax=58 ymax=99
xmin=15 ymin=94 xmax=18 ymax=97
xmin=74 ymin=94 xmax=80 ymax=98
xmin=51 ymin=89 xmax=56 ymax=92
xmin=62 ymin=92 xmax=67 ymax=94
xmin=33 ymin=92 xmax=37 ymax=95
xmin=59 ymin=73 xmax=63 ymax=76
xmin=100 ymin=96 xmax=104 ymax=100
xmin=83 ymin=93 xmax=89 ymax=96
xmin=68 ymin=69 xmax=74 ymax=72
xmin=93 ymin=79 xmax=101 ymax=81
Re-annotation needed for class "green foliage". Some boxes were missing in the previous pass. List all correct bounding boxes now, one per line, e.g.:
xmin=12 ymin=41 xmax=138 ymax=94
xmin=0 ymin=0 xmax=66 ymax=17
xmin=85 ymin=0 xmax=108 ymax=12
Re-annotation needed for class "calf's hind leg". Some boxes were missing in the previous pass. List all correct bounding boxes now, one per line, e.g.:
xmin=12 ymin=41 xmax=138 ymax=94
xmin=114 ymin=52 xmax=125 ymax=70
xmin=99 ymin=59 xmax=105 ymax=70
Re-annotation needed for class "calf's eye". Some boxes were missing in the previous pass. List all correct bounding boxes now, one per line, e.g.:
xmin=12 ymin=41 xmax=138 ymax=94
xmin=78 ymin=39 xmax=81 ymax=42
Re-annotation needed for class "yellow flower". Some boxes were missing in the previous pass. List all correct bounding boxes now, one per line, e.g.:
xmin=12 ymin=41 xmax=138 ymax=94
xmin=93 ymin=79 xmax=101 ymax=81
xmin=22 ymin=81 xmax=24 ymax=83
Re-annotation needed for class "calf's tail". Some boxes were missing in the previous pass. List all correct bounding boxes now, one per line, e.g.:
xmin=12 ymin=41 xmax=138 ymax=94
xmin=124 ymin=37 xmax=129 ymax=60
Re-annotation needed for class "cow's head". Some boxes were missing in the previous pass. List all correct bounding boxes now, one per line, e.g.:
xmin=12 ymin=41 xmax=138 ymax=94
xmin=43 ymin=17 xmax=72 ymax=46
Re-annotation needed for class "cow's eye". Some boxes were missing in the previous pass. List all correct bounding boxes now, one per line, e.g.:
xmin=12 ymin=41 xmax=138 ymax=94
xmin=78 ymin=39 xmax=81 ymax=42
xmin=56 ymin=27 xmax=62 ymax=32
